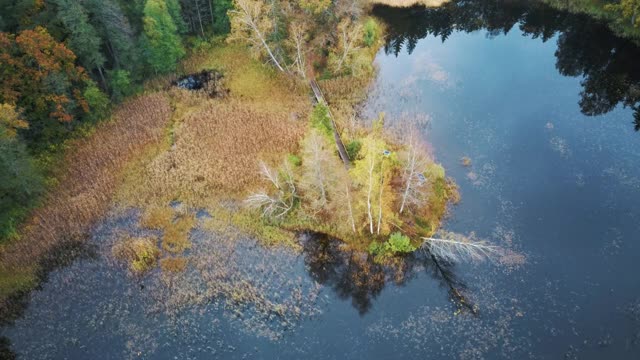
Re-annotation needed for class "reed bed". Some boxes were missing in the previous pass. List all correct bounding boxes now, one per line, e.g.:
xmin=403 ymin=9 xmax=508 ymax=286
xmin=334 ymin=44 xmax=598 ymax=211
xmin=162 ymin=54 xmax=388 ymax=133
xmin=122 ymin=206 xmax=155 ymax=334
xmin=0 ymin=93 xmax=172 ymax=299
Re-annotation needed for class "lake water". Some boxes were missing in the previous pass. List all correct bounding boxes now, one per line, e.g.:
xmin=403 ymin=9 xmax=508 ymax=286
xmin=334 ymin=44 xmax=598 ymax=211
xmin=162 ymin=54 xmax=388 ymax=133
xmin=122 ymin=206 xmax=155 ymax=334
xmin=2 ymin=1 xmax=640 ymax=359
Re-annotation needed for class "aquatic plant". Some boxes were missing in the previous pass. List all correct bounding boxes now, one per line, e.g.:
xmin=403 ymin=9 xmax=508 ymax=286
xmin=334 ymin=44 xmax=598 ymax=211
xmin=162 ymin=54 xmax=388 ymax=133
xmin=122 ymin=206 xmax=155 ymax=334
xmin=112 ymin=236 xmax=160 ymax=273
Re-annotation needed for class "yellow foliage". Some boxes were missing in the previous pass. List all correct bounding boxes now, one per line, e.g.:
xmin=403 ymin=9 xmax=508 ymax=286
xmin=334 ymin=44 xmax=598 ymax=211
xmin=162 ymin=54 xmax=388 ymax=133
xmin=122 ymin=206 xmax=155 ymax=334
xmin=0 ymin=103 xmax=28 ymax=139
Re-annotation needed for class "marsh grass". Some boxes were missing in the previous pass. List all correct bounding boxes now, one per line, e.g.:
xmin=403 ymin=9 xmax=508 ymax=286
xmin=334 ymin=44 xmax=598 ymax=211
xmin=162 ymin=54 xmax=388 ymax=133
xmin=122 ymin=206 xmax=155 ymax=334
xmin=159 ymin=257 xmax=188 ymax=273
xmin=162 ymin=214 xmax=196 ymax=254
xmin=112 ymin=235 xmax=160 ymax=273
xmin=117 ymin=45 xmax=310 ymax=215
xmin=0 ymin=93 xmax=172 ymax=301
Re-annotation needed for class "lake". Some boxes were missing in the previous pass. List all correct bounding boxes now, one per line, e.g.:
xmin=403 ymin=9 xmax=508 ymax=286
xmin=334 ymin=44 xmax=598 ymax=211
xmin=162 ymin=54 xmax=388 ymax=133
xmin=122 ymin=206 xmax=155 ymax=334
xmin=2 ymin=0 xmax=640 ymax=359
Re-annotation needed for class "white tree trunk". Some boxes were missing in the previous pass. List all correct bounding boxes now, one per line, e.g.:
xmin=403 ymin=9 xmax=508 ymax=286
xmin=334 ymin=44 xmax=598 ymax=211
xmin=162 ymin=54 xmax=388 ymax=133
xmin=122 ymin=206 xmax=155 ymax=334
xmin=366 ymin=156 xmax=375 ymax=234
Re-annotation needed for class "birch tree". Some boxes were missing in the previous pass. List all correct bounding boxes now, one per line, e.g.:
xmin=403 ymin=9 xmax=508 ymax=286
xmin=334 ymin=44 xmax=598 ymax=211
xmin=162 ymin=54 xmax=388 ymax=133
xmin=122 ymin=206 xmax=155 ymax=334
xmin=350 ymin=120 xmax=396 ymax=235
xmin=287 ymin=20 xmax=308 ymax=78
xmin=398 ymin=128 xmax=431 ymax=214
xmin=245 ymin=160 xmax=297 ymax=218
xmin=329 ymin=18 xmax=363 ymax=73
xmin=300 ymin=129 xmax=334 ymax=212
xmin=229 ymin=0 xmax=285 ymax=71
xmin=422 ymin=231 xmax=500 ymax=263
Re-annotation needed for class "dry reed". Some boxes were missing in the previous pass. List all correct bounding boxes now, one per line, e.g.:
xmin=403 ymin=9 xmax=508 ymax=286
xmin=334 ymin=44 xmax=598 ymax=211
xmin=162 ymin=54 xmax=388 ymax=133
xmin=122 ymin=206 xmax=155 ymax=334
xmin=0 ymin=93 xmax=172 ymax=299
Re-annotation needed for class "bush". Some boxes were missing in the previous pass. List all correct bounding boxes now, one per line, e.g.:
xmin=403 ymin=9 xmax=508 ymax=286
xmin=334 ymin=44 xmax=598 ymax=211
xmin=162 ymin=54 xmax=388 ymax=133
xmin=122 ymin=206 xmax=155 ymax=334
xmin=112 ymin=236 xmax=160 ymax=273
xmin=363 ymin=18 xmax=380 ymax=47
xmin=346 ymin=139 xmax=362 ymax=159
xmin=386 ymin=232 xmax=416 ymax=253
xmin=368 ymin=232 xmax=416 ymax=257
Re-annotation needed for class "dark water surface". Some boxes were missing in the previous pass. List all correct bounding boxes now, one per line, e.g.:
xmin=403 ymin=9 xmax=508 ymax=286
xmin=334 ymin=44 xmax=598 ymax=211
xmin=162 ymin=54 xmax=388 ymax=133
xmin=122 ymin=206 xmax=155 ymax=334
xmin=2 ymin=1 xmax=640 ymax=359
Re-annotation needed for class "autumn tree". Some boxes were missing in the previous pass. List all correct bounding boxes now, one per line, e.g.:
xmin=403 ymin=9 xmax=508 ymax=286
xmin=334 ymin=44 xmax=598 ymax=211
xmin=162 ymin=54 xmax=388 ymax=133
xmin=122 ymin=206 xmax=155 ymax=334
xmin=329 ymin=18 xmax=365 ymax=74
xmin=229 ymin=0 xmax=284 ymax=71
xmin=350 ymin=118 xmax=398 ymax=235
xmin=142 ymin=0 xmax=186 ymax=73
xmin=606 ymin=0 xmax=640 ymax=27
xmin=398 ymin=127 xmax=431 ymax=214
xmin=0 ymin=104 xmax=28 ymax=139
xmin=0 ymin=27 xmax=93 ymax=143
xmin=286 ymin=19 xmax=309 ymax=78
xmin=299 ymin=129 xmax=344 ymax=214
xmin=299 ymin=0 xmax=332 ymax=15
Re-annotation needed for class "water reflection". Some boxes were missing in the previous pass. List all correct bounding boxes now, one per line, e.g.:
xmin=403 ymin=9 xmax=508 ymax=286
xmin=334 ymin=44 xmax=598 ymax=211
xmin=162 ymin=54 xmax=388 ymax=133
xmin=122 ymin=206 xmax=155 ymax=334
xmin=372 ymin=0 xmax=640 ymax=130
xmin=301 ymin=233 xmax=475 ymax=315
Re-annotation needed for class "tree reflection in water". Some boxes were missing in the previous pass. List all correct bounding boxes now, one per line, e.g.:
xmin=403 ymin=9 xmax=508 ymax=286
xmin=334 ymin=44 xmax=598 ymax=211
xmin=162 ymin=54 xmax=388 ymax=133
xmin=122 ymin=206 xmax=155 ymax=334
xmin=372 ymin=0 xmax=640 ymax=130
xmin=300 ymin=233 xmax=475 ymax=315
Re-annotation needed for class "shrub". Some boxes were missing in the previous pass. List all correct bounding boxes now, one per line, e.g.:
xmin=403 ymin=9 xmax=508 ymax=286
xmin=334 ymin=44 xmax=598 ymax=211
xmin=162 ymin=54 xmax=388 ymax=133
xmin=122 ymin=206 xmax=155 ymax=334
xmin=346 ymin=139 xmax=362 ymax=160
xmin=363 ymin=18 xmax=380 ymax=47
xmin=386 ymin=232 xmax=416 ymax=253
xmin=288 ymin=153 xmax=302 ymax=167
xmin=368 ymin=232 xmax=416 ymax=257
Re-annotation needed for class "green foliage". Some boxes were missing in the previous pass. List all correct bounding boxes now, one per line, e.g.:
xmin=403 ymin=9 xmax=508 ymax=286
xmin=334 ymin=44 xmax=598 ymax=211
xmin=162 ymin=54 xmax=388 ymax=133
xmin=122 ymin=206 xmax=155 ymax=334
xmin=310 ymin=103 xmax=333 ymax=138
xmin=142 ymin=0 xmax=186 ymax=73
xmin=368 ymin=232 xmax=416 ymax=257
xmin=387 ymin=232 xmax=416 ymax=253
xmin=0 ymin=137 xmax=44 ymax=241
xmin=165 ymin=0 xmax=188 ymax=33
xmin=108 ymin=70 xmax=133 ymax=102
xmin=83 ymin=83 xmax=110 ymax=121
xmin=346 ymin=139 xmax=362 ymax=160
xmin=363 ymin=18 xmax=380 ymax=47
xmin=212 ymin=0 xmax=232 ymax=34
xmin=287 ymin=153 xmax=302 ymax=167
xmin=53 ymin=0 xmax=106 ymax=73
xmin=368 ymin=240 xmax=385 ymax=255
xmin=85 ymin=0 xmax=142 ymax=75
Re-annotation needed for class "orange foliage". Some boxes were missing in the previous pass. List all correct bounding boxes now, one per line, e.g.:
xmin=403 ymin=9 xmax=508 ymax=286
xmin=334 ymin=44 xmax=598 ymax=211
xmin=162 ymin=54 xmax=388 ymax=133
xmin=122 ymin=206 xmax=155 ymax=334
xmin=0 ymin=27 xmax=88 ymax=123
